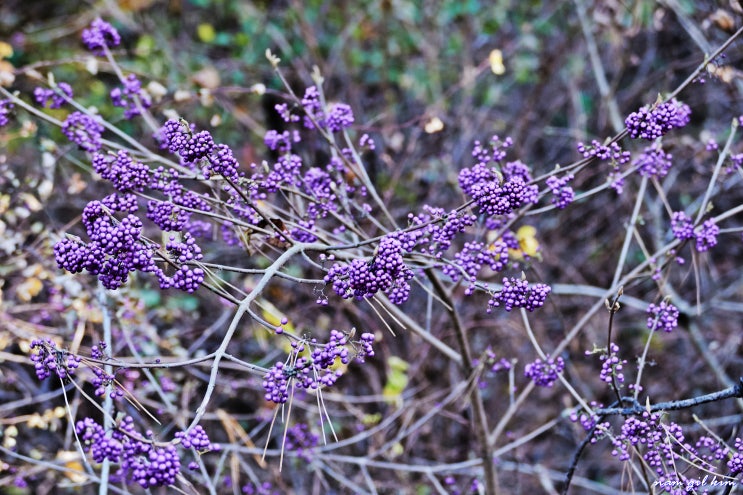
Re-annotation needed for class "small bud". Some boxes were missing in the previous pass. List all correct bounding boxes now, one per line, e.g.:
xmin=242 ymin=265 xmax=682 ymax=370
xmin=265 ymin=49 xmax=281 ymax=67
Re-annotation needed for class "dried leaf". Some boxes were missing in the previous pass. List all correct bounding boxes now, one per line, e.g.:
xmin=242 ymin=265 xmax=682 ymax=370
xmin=710 ymin=9 xmax=735 ymax=31
xmin=489 ymin=48 xmax=506 ymax=75
xmin=424 ymin=116 xmax=444 ymax=134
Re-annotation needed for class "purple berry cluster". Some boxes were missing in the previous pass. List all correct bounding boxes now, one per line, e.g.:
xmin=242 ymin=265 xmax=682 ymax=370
xmin=158 ymin=119 xmax=191 ymax=154
xmin=487 ymin=276 xmax=551 ymax=312
xmin=325 ymin=103 xmax=355 ymax=132
xmin=206 ymin=143 xmax=241 ymax=183
xmin=577 ymin=140 xmax=631 ymax=163
xmin=111 ymin=74 xmax=151 ymax=119
xmin=599 ymin=342 xmax=626 ymax=384
xmin=92 ymin=151 xmax=150 ymax=192
xmin=545 ymin=174 xmax=575 ymax=209
xmin=242 ymin=481 xmax=280 ymax=495
xmin=624 ymin=99 xmax=691 ymax=140
xmin=695 ymin=219 xmax=719 ymax=252
xmin=610 ymin=412 xmax=688 ymax=476
xmin=284 ymin=423 xmax=319 ymax=462
xmin=646 ymin=301 xmax=680 ymax=332
xmin=262 ymin=330 xmax=375 ymax=404
xmin=29 ymin=338 xmax=81 ymax=380
xmin=459 ymin=137 xmax=538 ymax=214
xmin=325 ymin=235 xmax=414 ymax=304
xmin=670 ymin=211 xmax=694 ymax=241
xmin=76 ymin=415 xmax=190 ymax=488
xmin=569 ymin=401 xmax=609 ymax=442
xmin=62 ymin=111 xmax=105 ymax=153
xmin=34 ymin=82 xmax=73 ymax=109
xmin=693 ymin=436 xmax=729 ymax=466
xmin=159 ymin=233 xmax=205 ymax=293
xmin=146 ymin=199 xmax=190 ymax=232
xmin=54 ymin=201 xmax=156 ymax=290
xmin=82 ymin=18 xmax=121 ymax=55
xmin=404 ymin=207 xmax=477 ymax=257
xmin=264 ymin=129 xmax=300 ymax=153
xmin=577 ymin=140 xmax=632 ymax=194
xmin=635 ymin=145 xmax=673 ymax=178
xmin=483 ymin=346 xmax=511 ymax=374
xmin=297 ymin=86 xmax=354 ymax=132
xmin=91 ymin=365 xmax=123 ymax=399
xmin=469 ymin=177 xmax=535 ymax=217
xmin=0 ymin=99 xmax=13 ymax=127
xmin=728 ymin=438 xmax=743 ymax=474
xmin=442 ymin=237 xmax=517 ymax=293
xmin=175 ymin=425 xmax=218 ymax=453
xmin=471 ymin=135 xmax=513 ymax=165
xmin=158 ymin=120 xmax=229 ymax=178
xmin=524 ymin=356 xmax=564 ymax=387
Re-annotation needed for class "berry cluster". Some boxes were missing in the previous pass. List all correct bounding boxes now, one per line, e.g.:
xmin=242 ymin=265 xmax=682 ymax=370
xmin=670 ymin=212 xmax=720 ymax=253
xmin=325 ymin=103 xmax=355 ymax=132
xmin=404 ymin=207 xmax=477 ymax=257
xmin=646 ymin=301 xmax=680 ymax=332
xmin=670 ymin=211 xmax=694 ymax=241
xmin=81 ymin=18 xmax=121 ymax=55
xmin=158 ymin=119 xmax=191 ymax=154
xmin=159 ymin=233 xmax=205 ymax=293
xmin=175 ymin=425 xmax=219 ymax=453
xmin=34 ymin=82 xmax=73 ymax=109
xmin=62 ymin=111 xmax=105 ymax=153
xmin=54 ymin=201 xmax=156 ymax=290
xmin=110 ymin=74 xmax=151 ymax=119
xmin=325 ymin=235 xmax=414 ymax=304
xmin=610 ymin=412 xmax=688 ymax=477
xmin=635 ymin=145 xmax=673 ymax=178
xmin=0 ymin=99 xmax=12 ymax=127
xmin=469 ymin=177 xmax=536 ymax=217
xmin=695 ymin=219 xmax=719 ymax=252
xmin=728 ymin=438 xmax=743 ymax=474
xmin=242 ymin=482 xmax=281 ymax=495
xmin=182 ymin=130 xmax=216 ymax=163
xmin=524 ymin=356 xmax=564 ymax=387
xmin=284 ymin=423 xmax=319 ymax=462
xmin=693 ymin=436 xmax=729 ymax=466
xmin=92 ymin=150 xmax=151 ymax=192
xmin=146 ymin=200 xmax=190 ymax=232
xmin=577 ymin=140 xmax=631 ymax=163
xmin=90 ymin=365 xmax=123 ymax=399
xmin=569 ymin=401 xmax=609 ymax=441
xmin=624 ymin=99 xmax=691 ymax=140
xmin=76 ymin=416 xmax=189 ymax=488
xmin=482 ymin=346 xmax=512 ymax=375
xmin=442 ymin=238 xmax=517 ymax=293
xmin=545 ymin=173 xmax=575 ymax=209
xmin=599 ymin=343 xmax=626 ymax=385
xmin=262 ymin=330 xmax=375 ymax=404
xmin=487 ymin=276 xmax=551 ymax=313
xmin=29 ymin=338 xmax=81 ymax=381
xmin=205 ymin=143 xmax=241 ymax=183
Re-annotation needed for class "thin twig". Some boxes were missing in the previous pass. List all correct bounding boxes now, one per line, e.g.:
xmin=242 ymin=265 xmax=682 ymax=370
xmin=595 ymin=378 xmax=743 ymax=416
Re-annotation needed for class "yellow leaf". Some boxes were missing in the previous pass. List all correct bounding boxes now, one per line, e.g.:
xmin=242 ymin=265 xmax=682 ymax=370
xmin=383 ymin=356 xmax=409 ymax=403
xmin=509 ymin=225 xmax=540 ymax=260
xmin=56 ymin=451 xmax=87 ymax=483
xmin=17 ymin=277 xmax=43 ymax=302
xmin=197 ymin=23 xmax=216 ymax=43
xmin=489 ymin=49 xmax=506 ymax=75
xmin=0 ymin=42 xmax=12 ymax=59
xmin=424 ymin=116 xmax=444 ymax=134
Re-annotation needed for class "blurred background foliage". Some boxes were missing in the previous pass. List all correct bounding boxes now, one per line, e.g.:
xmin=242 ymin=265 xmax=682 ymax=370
xmin=3 ymin=0 xmax=743 ymax=492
